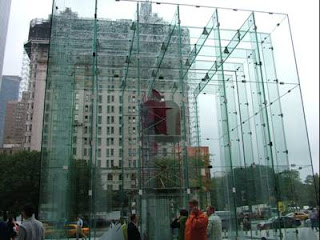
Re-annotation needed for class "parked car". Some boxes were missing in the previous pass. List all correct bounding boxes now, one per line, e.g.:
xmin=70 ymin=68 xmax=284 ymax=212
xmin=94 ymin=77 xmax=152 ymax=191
xmin=285 ymin=212 xmax=309 ymax=221
xmin=257 ymin=216 xmax=301 ymax=230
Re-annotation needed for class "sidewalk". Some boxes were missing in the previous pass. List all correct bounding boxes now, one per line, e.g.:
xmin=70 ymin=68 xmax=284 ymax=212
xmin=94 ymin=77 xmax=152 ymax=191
xmin=241 ymin=227 xmax=319 ymax=240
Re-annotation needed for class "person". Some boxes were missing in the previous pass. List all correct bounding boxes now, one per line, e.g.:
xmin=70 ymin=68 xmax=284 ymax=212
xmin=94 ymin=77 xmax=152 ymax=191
xmin=309 ymin=209 xmax=319 ymax=231
xmin=7 ymin=217 xmax=17 ymax=240
xmin=0 ymin=219 xmax=9 ymax=240
xmin=185 ymin=199 xmax=208 ymax=240
xmin=127 ymin=214 xmax=141 ymax=240
xmin=170 ymin=215 xmax=180 ymax=239
xmin=171 ymin=209 xmax=188 ymax=240
xmin=17 ymin=203 xmax=44 ymax=240
xmin=206 ymin=206 xmax=222 ymax=240
xmin=178 ymin=209 xmax=188 ymax=240
xmin=76 ymin=216 xmax=87 ymax=240
xmin=242 ymin=214 xmax=251 ymax=232
xmin=119 ymin=218 xmax=128 ymax=240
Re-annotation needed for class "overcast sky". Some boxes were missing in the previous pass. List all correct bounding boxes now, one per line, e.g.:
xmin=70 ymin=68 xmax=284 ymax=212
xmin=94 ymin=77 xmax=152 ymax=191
xmin=3 ymin=0 xmax=319 ymax=174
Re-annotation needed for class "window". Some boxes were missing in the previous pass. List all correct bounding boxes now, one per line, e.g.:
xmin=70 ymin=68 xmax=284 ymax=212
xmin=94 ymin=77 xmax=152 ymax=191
xmin=132 ymin=149 xmax=136 ymax=157
xmin=108 ymin=174 xmax=113 ymax=181
xmin=119 ymin=149 xmax=123 ymax=157
xmin=129 ymin=95 xmax=136 ymax=103
xmin=106 ymin=149 xmax=110 ymax=157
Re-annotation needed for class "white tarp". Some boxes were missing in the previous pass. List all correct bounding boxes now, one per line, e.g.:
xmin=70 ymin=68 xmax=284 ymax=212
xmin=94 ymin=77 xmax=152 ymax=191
xmin=99 ymin=223 xmax=124 ymax=240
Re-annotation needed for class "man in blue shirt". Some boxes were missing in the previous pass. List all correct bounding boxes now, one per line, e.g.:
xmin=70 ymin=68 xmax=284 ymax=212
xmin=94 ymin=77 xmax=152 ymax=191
xmin=76 ymin=216 xmax=87 ymax=240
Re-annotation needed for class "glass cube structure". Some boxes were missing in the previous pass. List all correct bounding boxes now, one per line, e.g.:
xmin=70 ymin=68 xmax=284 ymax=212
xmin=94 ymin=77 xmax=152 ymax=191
xmin=39 ymin=1 xmax=318 ymax=239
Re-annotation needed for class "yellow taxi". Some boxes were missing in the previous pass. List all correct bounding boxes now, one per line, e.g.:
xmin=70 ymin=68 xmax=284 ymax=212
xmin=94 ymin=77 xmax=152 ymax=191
xmin=64 ymin=223 xmax=90 ymax=238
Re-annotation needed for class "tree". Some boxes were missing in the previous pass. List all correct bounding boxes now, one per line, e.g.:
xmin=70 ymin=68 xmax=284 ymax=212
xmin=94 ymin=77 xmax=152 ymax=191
xmin=0 ymin=151 xmax=41 ymax=218
xmin=68 ymin=159 xmax=90 ymax=220
xmin=303 ymin=174 xmax=319 ymax=207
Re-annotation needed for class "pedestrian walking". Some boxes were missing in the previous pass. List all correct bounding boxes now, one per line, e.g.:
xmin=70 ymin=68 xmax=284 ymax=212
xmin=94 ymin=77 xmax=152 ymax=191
xmin=76 ymin=216 xmax=87 ymax=240
xmin=17 ymin=203 xmax=44 ymax=240
xmin=206 ymin=206 xmax=222 ymax=240
xmin=309 ymin=209 xmax=319 ymax=231
xmin=178 ymin=209 xmax=188 ymax=240
xmin=0 ymin=219 xmax=9 ymax=240
xmin=119 ymin=218 xmax=128 ymax=240
xmin=7 ymin=217 xmax=17 ymax=240
xmin=127 ymin=214 xmax=141 ymax=240
xmin=185 ymin=199 xmax=208 ymax=240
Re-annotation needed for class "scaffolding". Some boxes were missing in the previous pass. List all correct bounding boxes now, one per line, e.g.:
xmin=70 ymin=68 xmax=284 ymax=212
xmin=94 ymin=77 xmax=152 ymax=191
xmin=39 ymin=1 xmax=318 ymax=240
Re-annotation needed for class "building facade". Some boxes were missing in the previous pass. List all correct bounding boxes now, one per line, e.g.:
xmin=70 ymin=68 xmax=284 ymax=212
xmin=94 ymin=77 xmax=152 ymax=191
xmin=0 ymin=0 xmax=12 ymax=89
xmin=36 ymin=2 xmax=318 ymax=239
xmin=38 ymin=3 xmax=194 ymax=226
xmin=3 ymin=92 xmax=28 ymax=149
xmin=0 ymin=75 xmax=20 ymax=146
xmin=23 ymin=19 xmax=50 ymax=151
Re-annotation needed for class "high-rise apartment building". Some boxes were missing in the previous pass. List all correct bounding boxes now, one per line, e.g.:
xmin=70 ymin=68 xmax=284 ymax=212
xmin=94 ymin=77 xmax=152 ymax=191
xmin=23 ymin=19 xmax=50 ymax=151
xmin=0 ymin=75 xmax=20 ymax=146
xmin=25 ymin=4 xmax=191 ymax=190
xmin=38 ymin=3 xmax=192 ymax=223
xmin=3 ymin=92 xmax=28 ymax=148
xmin=0 ymin=0 xmax=12 ymax=89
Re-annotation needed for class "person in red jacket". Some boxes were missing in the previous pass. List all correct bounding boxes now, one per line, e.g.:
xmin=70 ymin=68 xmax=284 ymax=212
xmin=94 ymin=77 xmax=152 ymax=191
xmin=185 ymin=199 xmax=208 ymax=240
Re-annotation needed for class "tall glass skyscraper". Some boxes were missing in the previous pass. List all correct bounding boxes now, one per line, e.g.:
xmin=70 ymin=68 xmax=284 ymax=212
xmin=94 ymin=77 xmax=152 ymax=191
xmin=0 ymin=0 xmax=12 ymax=89
xmin=0 ymin=75 xmax=20 ymax=147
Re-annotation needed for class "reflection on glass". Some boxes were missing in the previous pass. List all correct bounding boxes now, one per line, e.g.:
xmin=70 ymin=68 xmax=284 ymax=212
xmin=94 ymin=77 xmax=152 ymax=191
xmin=38 ymin=1 xmax=318 ymax=240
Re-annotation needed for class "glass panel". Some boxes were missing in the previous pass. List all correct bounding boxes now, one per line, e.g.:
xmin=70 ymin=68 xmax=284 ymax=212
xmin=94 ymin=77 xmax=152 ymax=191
xmin=39 ymin=2 xmax=318 ymax=240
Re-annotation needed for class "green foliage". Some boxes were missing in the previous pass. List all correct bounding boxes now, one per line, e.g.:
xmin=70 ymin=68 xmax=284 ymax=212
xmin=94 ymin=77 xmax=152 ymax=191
xmin=210 ymin=166 xmax=319 ymax=211
xmin=68 ymin=159 xmax=90 ymax=219
xmin=0 ymin=151 xmax=41 ymax=217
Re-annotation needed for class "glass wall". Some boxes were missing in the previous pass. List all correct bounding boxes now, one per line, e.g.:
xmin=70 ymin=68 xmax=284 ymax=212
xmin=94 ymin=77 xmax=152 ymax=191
xmin=39 ymin=1 xmax=318 ymax=239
